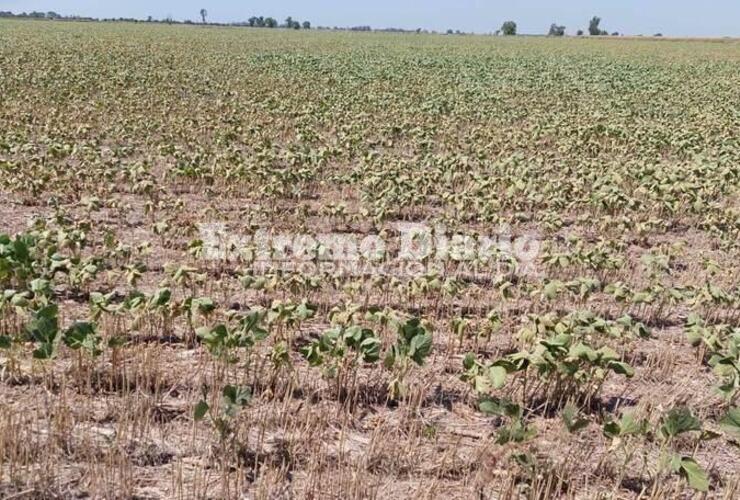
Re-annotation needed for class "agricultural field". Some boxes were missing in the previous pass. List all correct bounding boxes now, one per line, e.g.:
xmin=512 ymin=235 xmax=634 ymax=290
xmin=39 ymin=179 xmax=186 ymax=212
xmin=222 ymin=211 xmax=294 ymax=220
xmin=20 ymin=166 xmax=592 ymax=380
xmin=1 ymin=19 xmax=740 ymax=499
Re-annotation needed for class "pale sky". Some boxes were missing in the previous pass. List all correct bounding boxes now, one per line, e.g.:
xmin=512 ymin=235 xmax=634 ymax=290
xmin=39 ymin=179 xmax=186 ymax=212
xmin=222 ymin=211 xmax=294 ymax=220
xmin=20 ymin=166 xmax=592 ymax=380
xmin=1 ymin=0 xmax=738 ymax=37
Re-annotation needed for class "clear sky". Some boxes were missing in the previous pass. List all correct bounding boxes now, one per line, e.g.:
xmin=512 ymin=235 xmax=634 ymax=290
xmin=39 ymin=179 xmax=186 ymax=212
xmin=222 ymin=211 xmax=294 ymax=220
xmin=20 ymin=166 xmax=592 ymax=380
xmin=1 ymin=0 xmax=739 ymax=37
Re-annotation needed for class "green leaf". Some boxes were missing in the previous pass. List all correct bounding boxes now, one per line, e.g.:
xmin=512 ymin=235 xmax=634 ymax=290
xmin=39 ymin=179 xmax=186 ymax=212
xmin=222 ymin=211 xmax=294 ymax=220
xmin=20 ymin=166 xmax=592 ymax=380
xmin=30 ymin=278 xmax=52 ymax=297
xmin=541 ymin=333 xmax=570 ymax=350
xmin=685 ymin=327 xmax=703 ymax=347
xmin=300 ymin=343 xmax=323 ymax=366
xmin=474 ymin=375 xmax=491 ymax=394
xmin=194 ymin=400 xmax=209 ymax=421
xmin=719 ymin=407 xmax=740 ymax=441
xmin=222 ymin=385 xmax=251 ymax=417
xmin=149 ymin=288 xmax=172 ymax=307
xmin=496 ymin=419 xmax=536 ymax=444
xmin=197 ymin=324 xmax=228 ymax=352
xmin=12 ymin=238 xmax=30 ymax=262
xmin=569 ymin=342 xmax=596 ymax=361
xmin=192 ymin=297 xmax=216 ymax=315
xmin=358 ymin=336 xmax=381 ymax=363
xmin=27 ymin=304 xmax=59 ymax=344
xmin=596 ymin=346 xmax=619 ymax=362
xmin=603 ymin=412 xmax=648 ymax=439
xmin=33 ymin=342 xmax=57 ymax=360
xmin=543 ymin=281 xmax=560 ymax=300
xmin=400 ymin=317 xmax=424 ymax=343
xmin=603 ymin=421 xmax=620 ymax=439
xmin=607 ymin=360 xmax=635 ymax=377
xmin=660 ymin=407 xmax=701 ymax=439
xmin=295 ymin=301 xmax=315 ymax=320
xmin=478 ymin=397 xmax=499 ymax=415
xmin=619 ymin=413 xmax=648 ymax=436
xmin=239 ymin=310 xmax=267 ymax=337
xmin=0 ymin=335 xmax=11 ymax=349
xmin=409 ymin=333 xmax=433 ymax=365
xmin=478 ymin=397 xmax=522 ymax=418
xmin=63 ymin=322 xmax=100 ymax=355
xmin=562 ymin=403 xmax=589 ymax=433
xmin=494 ymin=356 xmax=527 ymax=373
xmin=677 ymin=457 xmax=709 ymax=492
xmin=462 ymin=352 xmax=476 ymax=370
xmin=488 ymin=365 xmax=507 ymax=389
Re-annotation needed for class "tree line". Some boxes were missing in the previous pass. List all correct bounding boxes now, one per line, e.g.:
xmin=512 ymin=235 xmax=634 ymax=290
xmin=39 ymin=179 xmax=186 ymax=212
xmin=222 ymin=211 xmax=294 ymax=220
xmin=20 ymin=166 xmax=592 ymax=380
xmin=1 ymin=11 xmax=663 ymax=37
xmin=494 ymin=16 xmax=627 ymax=37
xmin=0 ymin=10 xmax=311 ymax=29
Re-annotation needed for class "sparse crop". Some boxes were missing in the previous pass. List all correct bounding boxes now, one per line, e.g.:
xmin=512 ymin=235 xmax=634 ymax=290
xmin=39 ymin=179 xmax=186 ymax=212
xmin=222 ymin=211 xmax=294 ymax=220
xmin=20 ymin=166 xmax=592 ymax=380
xmin=0 ymin=19 xmax=738 ymax=499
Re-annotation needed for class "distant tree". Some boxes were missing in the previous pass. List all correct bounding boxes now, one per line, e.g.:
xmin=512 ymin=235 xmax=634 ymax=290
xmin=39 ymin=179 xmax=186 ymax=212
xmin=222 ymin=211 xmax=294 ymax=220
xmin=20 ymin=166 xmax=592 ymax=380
xmin=147 ymin=15 xmax=153 ymax=22
xmin=654 ymin=33 xmax=663 ymax=37
xmin=611 ymin=31 xmax=619 ymax=36
xmin=199 ymin=9 xmax=207 ymax=24
xmin=589 ymin=16 xmax=607 ymax=36
xmin=446 ymin=29 xmax=454 ymax=35
xmin=46 ymin=11 xmax=61 ymax=19
xmin=588 ymin=16 xmax=599 ymax=35
xmin=501 ymin=21 xmax=517 ymax=36
xmin=576 ymin=29 xmax=584 ymax=36
xmin=265 ymin=17 xmax=277 ymax=28
xmin=302 ymin=21 xmax=311 ymax=29
xmin=548 ymin=23 xmax=566 ymax=36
